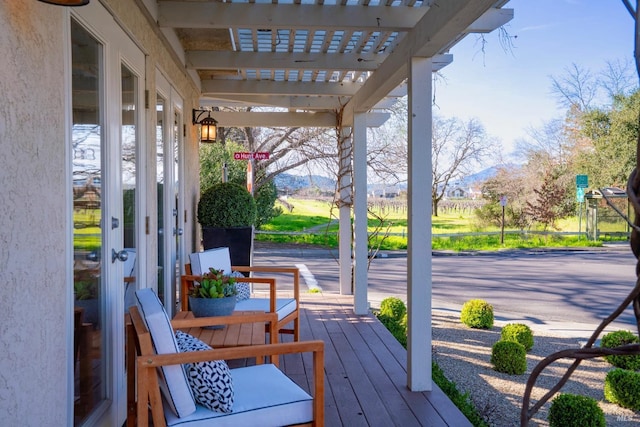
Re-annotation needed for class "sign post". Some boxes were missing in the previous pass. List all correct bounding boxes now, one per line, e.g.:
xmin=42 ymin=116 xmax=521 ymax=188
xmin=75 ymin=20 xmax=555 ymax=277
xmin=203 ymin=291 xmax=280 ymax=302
xmin=576 ymin=175 xmax=588 ymax=240
xmin=234 ymin=152 xmax=270 ymax=195
xmin=499 ymin=195 xmax=507 ymax=245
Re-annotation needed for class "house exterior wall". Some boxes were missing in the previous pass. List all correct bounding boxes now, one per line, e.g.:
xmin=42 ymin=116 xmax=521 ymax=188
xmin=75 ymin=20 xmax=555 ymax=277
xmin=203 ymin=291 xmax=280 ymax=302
xmin=0 ymin=3 xmax=69 ymax=425
xmin=0 ymin=1 xmax=200 ymax=425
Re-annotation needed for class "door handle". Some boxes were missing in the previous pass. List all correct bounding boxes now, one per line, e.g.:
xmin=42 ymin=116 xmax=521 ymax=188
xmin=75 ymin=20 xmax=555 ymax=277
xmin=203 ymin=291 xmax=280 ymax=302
xmin=112 ymin=249 xmax=129 ymax=263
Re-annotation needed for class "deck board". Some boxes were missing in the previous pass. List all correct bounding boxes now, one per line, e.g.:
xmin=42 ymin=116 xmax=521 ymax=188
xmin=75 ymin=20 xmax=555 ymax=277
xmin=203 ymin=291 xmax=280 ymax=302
xmin=282 ymin=293 xmax=473 ymax=427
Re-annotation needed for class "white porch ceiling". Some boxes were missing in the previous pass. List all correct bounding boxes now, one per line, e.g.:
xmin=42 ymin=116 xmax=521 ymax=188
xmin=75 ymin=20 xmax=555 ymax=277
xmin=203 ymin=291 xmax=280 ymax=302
xmin=152 ymin=0 xmax=513 ymax=126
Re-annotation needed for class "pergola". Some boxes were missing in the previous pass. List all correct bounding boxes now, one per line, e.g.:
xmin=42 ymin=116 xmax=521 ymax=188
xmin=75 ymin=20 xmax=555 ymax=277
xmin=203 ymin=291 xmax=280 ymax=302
xmin=157 ymin=0 xmax=513 ymax=390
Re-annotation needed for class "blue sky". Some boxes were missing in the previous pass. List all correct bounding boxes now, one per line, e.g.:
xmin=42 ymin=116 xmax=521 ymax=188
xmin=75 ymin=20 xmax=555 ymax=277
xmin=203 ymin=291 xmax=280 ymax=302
xmin=435 ymin=0 xmax=636 ymax=157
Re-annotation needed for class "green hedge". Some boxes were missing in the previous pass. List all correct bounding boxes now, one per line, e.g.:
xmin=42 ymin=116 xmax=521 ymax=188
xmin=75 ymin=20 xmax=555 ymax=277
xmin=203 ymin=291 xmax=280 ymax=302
xmin=604 ymin=368 xmax=640 ymax=411
xmin=548 ymin=393 xmax=605 ymax=427
xmin=601 ymin=330 xmax=640 ymax=371
xmin=501 ymin=323 xmax=534 ymax=352
xmin=491 ymin=340 xmax=527 ymax=375
xmin=460 ymin=299 xmax=494 ymax=329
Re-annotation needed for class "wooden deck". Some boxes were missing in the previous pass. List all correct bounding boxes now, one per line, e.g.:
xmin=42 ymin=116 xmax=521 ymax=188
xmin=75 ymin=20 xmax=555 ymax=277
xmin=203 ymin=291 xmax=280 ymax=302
xmin=279 ymin=292 xmax=472 ymax=427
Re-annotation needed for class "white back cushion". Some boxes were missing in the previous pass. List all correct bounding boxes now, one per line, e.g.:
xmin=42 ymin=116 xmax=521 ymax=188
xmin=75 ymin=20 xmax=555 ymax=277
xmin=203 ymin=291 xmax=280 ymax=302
xmin=135 ymin=288 xmax=196 ymax=418
xmin=190 ymin=247 xmax=232 ymax=275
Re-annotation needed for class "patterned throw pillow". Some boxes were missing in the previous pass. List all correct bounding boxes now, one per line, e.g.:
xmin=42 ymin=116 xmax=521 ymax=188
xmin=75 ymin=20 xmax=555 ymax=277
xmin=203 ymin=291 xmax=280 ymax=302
xmin=174 ymin=330 xmax=234 ymax=413
xmin=230 ymin=271 xmax=251 ymax=301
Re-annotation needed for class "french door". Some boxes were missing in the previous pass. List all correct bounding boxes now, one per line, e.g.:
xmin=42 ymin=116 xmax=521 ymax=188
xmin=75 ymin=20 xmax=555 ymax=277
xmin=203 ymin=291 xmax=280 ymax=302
xmin=156 ymin=71 xmax=185 ymax=318
xmin=70 ymin=3 xmax=145 ymax=425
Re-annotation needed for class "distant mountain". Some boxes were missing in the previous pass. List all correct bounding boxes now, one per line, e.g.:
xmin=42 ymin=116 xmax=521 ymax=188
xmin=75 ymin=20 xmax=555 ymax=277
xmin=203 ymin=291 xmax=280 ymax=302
xmin=461 ymin=166 xmax=499 ymax=186
xmin=274 ymin=166 xmax=500 ymax=194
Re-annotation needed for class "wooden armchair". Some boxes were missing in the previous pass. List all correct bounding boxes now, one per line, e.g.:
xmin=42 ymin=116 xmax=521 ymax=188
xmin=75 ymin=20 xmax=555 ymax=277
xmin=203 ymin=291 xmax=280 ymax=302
xmin=182 ymin=248 xmax=301 ymax=341
xmin=127 ymin=289 xmax=324 ymax=427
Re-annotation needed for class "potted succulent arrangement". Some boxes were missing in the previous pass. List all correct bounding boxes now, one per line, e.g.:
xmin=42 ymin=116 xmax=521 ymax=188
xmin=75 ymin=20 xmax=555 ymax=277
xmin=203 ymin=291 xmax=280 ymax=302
xmin=197 ymin=182 xmax=257 ymax=268
xmin=188 ymin=268 xmax=238 ymax=328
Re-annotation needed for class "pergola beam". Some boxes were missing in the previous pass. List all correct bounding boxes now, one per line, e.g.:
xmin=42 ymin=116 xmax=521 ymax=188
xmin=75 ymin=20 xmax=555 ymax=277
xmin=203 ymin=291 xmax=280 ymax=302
xmin=159 ymin=2 xmax=428 ymax=32
xmin=187 ymin=51 xmax=385 ymax=72
xmin=207 ymin=111 xmax=389 ymax=128
xmin=201 ymin=79 xmax=363 ymax=97
xmin=205 ymin=94 xmax=349 ymax=110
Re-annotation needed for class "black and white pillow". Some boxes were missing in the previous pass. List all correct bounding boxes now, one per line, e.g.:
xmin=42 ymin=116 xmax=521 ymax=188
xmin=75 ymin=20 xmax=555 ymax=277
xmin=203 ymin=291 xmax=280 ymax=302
xmin=175 ymin=330 xmax=234 ymax=413
xmin=230 ymin=271 xmax=251 ymax=301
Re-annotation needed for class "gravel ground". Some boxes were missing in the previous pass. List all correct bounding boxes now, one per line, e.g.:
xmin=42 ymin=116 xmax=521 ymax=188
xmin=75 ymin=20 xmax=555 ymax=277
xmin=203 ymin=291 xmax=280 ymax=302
xmin=432 ymin=311 xmax=639 ymax=427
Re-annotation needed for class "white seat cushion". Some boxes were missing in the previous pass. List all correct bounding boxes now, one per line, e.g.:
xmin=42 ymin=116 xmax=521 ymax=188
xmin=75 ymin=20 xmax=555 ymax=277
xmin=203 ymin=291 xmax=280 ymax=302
xmin=163 ymin=364 xmax=313 ymax=427
xmin=135 ymin=288 xmax=197 ymax=418
xmin=235 ymin=298 xmax=297 ymax=321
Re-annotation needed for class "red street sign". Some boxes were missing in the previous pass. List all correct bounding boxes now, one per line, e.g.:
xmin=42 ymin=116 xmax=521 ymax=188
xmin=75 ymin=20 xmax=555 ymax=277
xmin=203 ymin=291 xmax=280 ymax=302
xmin=233 ymin=152 xmax=270 ymax=160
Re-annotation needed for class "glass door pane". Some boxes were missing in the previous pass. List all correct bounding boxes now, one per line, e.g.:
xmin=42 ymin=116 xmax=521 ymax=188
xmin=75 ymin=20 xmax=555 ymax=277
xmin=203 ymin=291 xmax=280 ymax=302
xmin=121 ymin=64 xmax=137 ymax=311
xmin=71 ymin=18 xmax=105 ymax=425
xmin=156 ymin=94 xmax=166 ymax=303
xmin=170 ymin=109 xmax=182 ymax=315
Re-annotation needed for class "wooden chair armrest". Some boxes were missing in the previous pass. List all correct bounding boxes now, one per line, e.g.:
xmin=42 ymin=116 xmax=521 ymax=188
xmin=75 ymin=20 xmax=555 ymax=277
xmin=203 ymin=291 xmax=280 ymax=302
xmin=171 ymin=312 xmax=277 ymax=330
xmin=138 ymin=340 xmax=323 ymax=366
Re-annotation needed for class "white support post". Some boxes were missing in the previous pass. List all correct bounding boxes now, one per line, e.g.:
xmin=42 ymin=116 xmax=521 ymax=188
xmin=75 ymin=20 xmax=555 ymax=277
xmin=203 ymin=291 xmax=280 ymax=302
xmin=353 ymin=113 xmax=368 ymax=315
xmin=338 ymin=127 xmax=353 ymax=295
xmin=407 ymin=56 xmax=433 ymax=391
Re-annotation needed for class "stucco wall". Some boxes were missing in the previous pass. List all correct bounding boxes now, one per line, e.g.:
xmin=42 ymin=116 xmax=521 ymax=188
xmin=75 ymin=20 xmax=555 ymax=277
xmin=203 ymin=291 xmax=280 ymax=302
xmin=0 ymin=3 xmax=68 ymax=425
xmin=0 ymin=1 xmax=201 ymax=425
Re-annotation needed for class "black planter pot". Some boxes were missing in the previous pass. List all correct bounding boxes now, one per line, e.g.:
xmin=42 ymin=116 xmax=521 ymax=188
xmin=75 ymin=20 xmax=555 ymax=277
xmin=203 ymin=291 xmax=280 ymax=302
xmin=202 ymin=226 xmax=254 ymax=268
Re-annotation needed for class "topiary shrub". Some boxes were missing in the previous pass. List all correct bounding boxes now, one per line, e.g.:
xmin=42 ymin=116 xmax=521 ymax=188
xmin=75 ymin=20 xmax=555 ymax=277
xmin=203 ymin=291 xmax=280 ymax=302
xmin=197 ymin=182 xmax=257 ymax=228
xmin=380 ymin=297 xmax=406 ymax=321
xmin=491 ymin=340 xmax=526 ymax=375
xmin=501 ymin=323 xmax=534 ymax=352
xmin=601 ymin=330 xmax=640 ymax=370
xmin=460 ymin=299 xmax=494 ymax=329
xmin=548 ymin=393 xmax=605 ymax=427
xmin=604 ymin=368 xmax=640 ymax=411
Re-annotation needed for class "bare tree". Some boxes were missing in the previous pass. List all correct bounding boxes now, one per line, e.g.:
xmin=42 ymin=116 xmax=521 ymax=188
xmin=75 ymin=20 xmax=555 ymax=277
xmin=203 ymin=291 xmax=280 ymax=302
xmin=366 ymin=97 xmax=408 ymax=186
xmin=514 ymin=118 xmax=571 ymax=167
xmin=432 ymin=115 xmax=497 ymax=216
xmin=600 ymin=58 xmax=636 ymax=99
xmin=550 ymin=63 xmax=599 ymax=111
xmin=210 ymin=107 xmax=338 ymax=193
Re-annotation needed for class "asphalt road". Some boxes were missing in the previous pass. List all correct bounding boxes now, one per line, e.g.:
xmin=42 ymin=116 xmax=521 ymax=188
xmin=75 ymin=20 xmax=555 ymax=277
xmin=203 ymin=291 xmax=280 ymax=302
xmin=253 ymin=244 xmax=640 ymax=335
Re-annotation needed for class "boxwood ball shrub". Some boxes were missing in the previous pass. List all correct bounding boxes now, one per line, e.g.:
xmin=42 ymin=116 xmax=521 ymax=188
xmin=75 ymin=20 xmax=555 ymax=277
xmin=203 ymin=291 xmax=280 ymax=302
xmin=548 ymin=393 xmax=605 ymax=427
xmin=501 ymin=323 xmax=534 ymax=352
xmin=197 ymin=182 xmax=257 ymax=228
xmin=604 ymin=368 xmax=640 ymax=411
xmin=491 ymin=340 xmax=526 ymax=375
xmin=601 ymin=330 xmax=640 ymax=371
xmin=375 ymin=298 xmax=407 ymax=348
xmin=460 ymin=299 xmax=494 ymax=329
xmin=380 ymin=297 xmax=406 ymax=321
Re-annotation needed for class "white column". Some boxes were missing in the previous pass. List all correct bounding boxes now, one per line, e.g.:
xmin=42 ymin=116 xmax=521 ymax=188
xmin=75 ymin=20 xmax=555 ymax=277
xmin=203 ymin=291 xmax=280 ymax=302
xmin=353 ymin=113 xmax=368 ymax=315
xmin=407 ymin=56 xmax=433 ymax=391
xmin=338 ymin=127 xmax=353 ymax=295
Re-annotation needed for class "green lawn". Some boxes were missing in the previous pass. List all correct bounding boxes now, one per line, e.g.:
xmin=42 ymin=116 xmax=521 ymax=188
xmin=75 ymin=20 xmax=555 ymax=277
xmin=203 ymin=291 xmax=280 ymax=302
xmin=257 ymin=197 xmax=616 ymax=251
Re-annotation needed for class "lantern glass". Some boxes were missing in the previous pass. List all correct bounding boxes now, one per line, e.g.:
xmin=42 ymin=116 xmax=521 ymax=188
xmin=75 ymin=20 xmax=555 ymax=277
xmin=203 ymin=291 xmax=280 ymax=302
xmin=200 ymin=117 xmax=217 ymax=143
